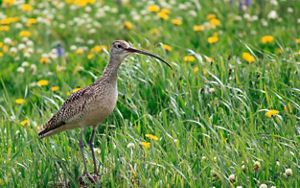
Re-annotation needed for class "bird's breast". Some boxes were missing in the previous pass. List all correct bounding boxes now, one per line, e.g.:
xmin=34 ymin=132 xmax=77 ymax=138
xmin=81 ymin=85 xmax=118 ymax=126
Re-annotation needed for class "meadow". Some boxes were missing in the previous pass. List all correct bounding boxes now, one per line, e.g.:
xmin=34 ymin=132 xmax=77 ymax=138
xmin=0 ymin=0 xmax=299 ymax=187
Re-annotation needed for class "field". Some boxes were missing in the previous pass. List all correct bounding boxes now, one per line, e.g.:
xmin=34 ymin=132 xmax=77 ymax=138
xmin=0 ymin=0 xmax=299 ymax=187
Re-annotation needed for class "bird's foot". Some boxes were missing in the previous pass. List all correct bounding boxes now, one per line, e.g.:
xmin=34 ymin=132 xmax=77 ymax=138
xmin=79 ymin=172 xmax=98 ymax=185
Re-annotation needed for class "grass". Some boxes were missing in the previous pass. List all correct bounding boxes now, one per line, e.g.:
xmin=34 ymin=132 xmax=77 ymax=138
xmin=0 ymin=0 xmax=299 ymax=187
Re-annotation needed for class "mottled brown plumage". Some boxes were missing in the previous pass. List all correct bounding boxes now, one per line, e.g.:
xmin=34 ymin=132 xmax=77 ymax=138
xmin=38 ymin=40 xmax=170 ymax=182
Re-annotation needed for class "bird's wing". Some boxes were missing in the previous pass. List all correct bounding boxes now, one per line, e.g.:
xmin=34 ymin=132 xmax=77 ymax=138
xmin=38 ymin=86 xmax=95 ymax=137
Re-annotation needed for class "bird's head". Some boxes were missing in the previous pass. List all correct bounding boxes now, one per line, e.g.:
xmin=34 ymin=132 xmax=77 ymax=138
xmin=110 ymin=40 xmax=171 ymax=68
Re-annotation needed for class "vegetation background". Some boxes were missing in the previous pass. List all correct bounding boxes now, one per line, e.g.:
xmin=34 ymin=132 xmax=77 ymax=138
xmin=0 ymin=0 xmax=299 ymax=187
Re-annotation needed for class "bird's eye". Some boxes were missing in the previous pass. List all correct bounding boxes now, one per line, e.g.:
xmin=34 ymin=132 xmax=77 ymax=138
xmin=116 ymin=44 xmax=122 ymax=49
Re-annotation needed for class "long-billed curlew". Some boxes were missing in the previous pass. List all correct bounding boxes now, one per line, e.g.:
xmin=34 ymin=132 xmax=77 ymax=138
xmin=38 ymin=40 xmax=170 ymax=182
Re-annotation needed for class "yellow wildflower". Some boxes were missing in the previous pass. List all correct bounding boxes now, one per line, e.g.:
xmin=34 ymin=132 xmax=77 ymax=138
xmin=140 ymin=141 xmax=151 ymax=149
xmin=75 ymin=48 xmax=84 ymax=55
xmin=72 ymin=0 xmax=95 ymax=7
xmin=37 ymin=80 xmax=49 ymax=87
xmin=157 ymin=11 xmax=169 ymax=20
xmin=123 ymin=21 xmax=133 ymax=30
xmin=171 ymin=18 xmax=182 ymax=26
xmin=87 ymin=53 xmax=94 ymax=60
xmin=207 ymin=13 xmax=216 ymax=20
xmin=3 ymin=0 xmax=16 ymax=6
xmin=145 ymin=134 xmax=159 ymax=141
xmin=19 ymin=30 xmax=31 ymax=38
xmin=210 ymin=18 xmax=221 ymax=27
xmin=147 ymin=4 xmax=160 ymax=12
xmin=40 ymin=56 xmax=49 ymax=64
xmin=20 ymin=119 xmax=30 ymax=127
xmin=242 ymin=52 xmax=255 ymax=64
xmin=193 ymin=25 xmax=205 ymax=32
xmin=162 ymin=44 xmax=172 ymax=52
xmin=91 ymin=45 xmax=106 ymax=53
xmin=15 ymin=98 xmax=25 ymax=105
xmin=22 ymin=4 xmax=32 ymax=12
xmin=72 ymin=87 xmax=81 ymax=93
xmin=0 ymin=26 xmax=10 ymax=32
xmin=0 ymin=17 xmax=19 ymax=25
xmin=0 ymin=52 xmax=3 ymax=57
xmin=193 ymin=67 xmax=200 ymax=73
xmin=265 ymin=109 xmax=279 ymax=118
xmin=26 ymin=18 xmax=37 ymax=26
xmin=184 ymin=55 xmax=196 ymax=62
xmin=208 ymin=36 xmax=219 ymax=44
xmin=296 ymin=38 xmax=300 ymax=44
xmin=51 ymin=86 xmax=59 ymax=92
xmin=150 ymin=28 xmax=160 ymax=36
xmin=2 ymin=45 xmax=8 ymax=52
xmin=261 ymin=35 xmax=274 ymax=44
xmin=160 ymin=8 xmax=170 ymax=14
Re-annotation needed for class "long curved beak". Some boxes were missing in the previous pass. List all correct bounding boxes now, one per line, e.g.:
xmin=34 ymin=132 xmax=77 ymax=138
xmin=126 ymin=47 xmax=171 ymax=68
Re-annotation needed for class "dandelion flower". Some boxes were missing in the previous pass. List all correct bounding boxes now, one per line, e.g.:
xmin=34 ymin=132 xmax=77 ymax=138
xmin=193 ymin=66 xmax=199 ymax=73
xmin=162 ymin=44 xmax=172 ymax=52
xmin=19 ymin=30 xmax=31 ymax=38
xmin=157 ymin=11 xmax=169 ymax=20
xmin=91 ymin=45 xmax=106 ymax=53
xmin=3 ymin=0 xmax=16 ymax=6
xmin=37 ymin=80 xmax=49 ymax=87
xmin=21 ymin=4 xmax=32 ymax=12
xmin=193 ymin=25 xmax=205 ymax=32
xmin=87 ymin=53 xmax=94 ymax=60
xmin=51 ymin=86 xmax=59 ymax=92
xmin=140 ymin=141 xmax=151 ymax=149
xmin=210 ymin=18 xmax=221 ymax=27
xmin=72 ymin=87 xmax=81 ymax=93
xmin=261 ymin=35 xmax=274 ymax=44
xmin=27 ymin=18 xmax=37 ymax=27
xmin=123 ymin=21 xmax=133 ymax=30
xmin=171 ymin=18 xmax=182 ymax=26
xmin=150 ymin=28 xmax=160 ymax=36
xmin=242 ymin=52 xmax=255 ymax=64
xmin=160 ymin=8 xmax=170 ymax=15
xmin=184 ymin=55 xmax=196 ymax=62
xmin=75 ymin=48 xmax=84 ymax=55
xmin=0 ymin=26 xmax=10 ymax=32
xmin=15 ymin=98 xmax=25 ymax=105
xmin=40 ymin=56 xmax=49 ymax=64
xmin=145 ymin=134 xmax=159 ymax=141
xmin=208 ymin=36 xmax=219 ymax=44
xmin=147 ymin=5 xmax=160 ymax=12
xmin=265 ymin=109 xmax=279 ymax=118
xmin=207 ymin=13 xmax=216 ymax=20
xmin=20 ymin=119 xmax=30 ymax=127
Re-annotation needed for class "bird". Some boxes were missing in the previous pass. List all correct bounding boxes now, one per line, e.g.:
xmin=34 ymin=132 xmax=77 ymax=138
xmin=38 ymin=40 xmax=170 ymax=182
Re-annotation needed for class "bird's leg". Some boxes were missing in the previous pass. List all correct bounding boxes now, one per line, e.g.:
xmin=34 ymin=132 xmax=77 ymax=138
xmin=79 ymin=130 xmax=95 ymax=183
xmin=89 ymin=127 xmax=98 ymax=175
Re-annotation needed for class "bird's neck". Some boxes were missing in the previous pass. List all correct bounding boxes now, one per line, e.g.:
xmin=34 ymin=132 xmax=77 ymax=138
xmin=96 ymin=55 xmax=122 ymax=85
